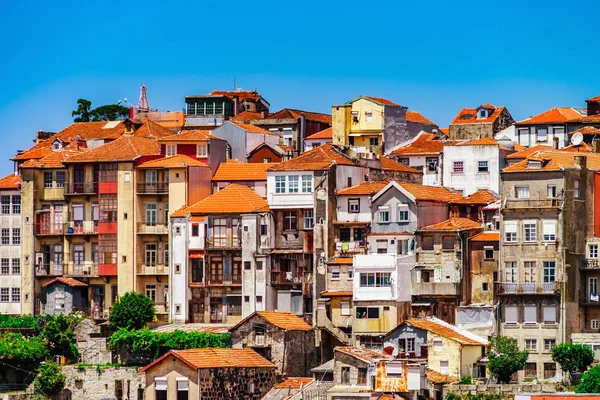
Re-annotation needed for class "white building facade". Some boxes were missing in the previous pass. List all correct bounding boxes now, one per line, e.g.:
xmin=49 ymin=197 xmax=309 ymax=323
xmin=0 ymin=175 xmax=22 ymax=315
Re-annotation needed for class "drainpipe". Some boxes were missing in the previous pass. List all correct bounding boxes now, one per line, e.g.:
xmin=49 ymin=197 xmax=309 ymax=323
xmin=299 ymin=114 xmax=306 ymax=155
xmin=197 ymin=368 xmax=201 ymax=400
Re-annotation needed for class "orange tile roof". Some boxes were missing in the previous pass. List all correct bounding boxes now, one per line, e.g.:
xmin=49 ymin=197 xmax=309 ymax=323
xmin=503 ymin=151 xmax=600 ymax=173
xmin=141 ymin=348 xmax=276 ymax=372
xmin=570 ymin=126 xmax=600 ymax=136
xmin=568 ymin=113 xmax=600 ymax=123
xmin=397 ymin=182 xmax=464 ymax=203
xmin=337 ymin=180 xmax=389 ymax=196
xmin=439 ymin=128 xmax=449 ymax=136
xmin=21 ymin=146 xmax=90 ymax=169
xmin=158 ymin=130 xmax=219 ymax=142
xmin=450 ymin=189 xmax=499 ymax=205
xmin=427 ymin=369 xmax=458 ymax=383
xmin=137 ymin=154 xmax=208 ymax=169
xmin=326 ymin=257 xmax=354 ymax=265
xmin=155 ymin=111 xmax=185 ymax=130
xmin=320 ymin=291 xmax=353 ymax=297
xmin=518 ymin=107 xmax=584 ymax=124
xmin=0 ymin=174 xmax=20 ymax=189
xmin=335 ymin=347 xmax=392 ymax=363
xmin=273 ymin=378 xmax=314 ymax=389
xmin=231 ymin=110 xmax=263 ymax=121
xmin=380 ymin=156 xmax=421 ymax=173
xmin=505 ymin=144 xmax=554 ymax=159
xmin=559 ymin=142 xmax=593 ymax=153
xmin=587 ymin=95 xmax=600 ymax=102
xmin=513 ymin=143 xmax=526 ymax=151
xmin=171 ymin=184 xmax=268 ymax=217
xmin=256 ymin=311 xmax=313 ymax=331
xmin=42 ymin=277 xmax=88 ymax=288
xmin=406 ymin=110 xmax=436 ymax=126
xmin=406 ymin=319 xmax=486 ymax=345
xmin=265 ymin=109 xmax=332 ymax=124
xmin=390 ymin=133 xmax=446 ymax=156
xmin=470 ymin=231 xmax=500 ymax=242
xmin=453 ymin=138 xmax=501 ymax=146
xmin=132 ymin=120 xmax=177 ymax=139
xmin=364 ymin=96 xmax=399 ymax=106
xmin=306 ymin=127 xmax=332 ymax=140
xmin=231 ymin=122 xmax=274 ymax=134
xmin=268 ymin=143 xmax=355 ymax=171
xmin=212 ymin=161 xmax=278 ymax=181
xmin=209 ymin=90 xmax=262 ymax=101
xmin=64 ymin=135 xmax=160 ymax=163
xmin=419 ymin=217 xmax=481 ymax=231
xmin=451 ymin=105 xmax=506 ymax=125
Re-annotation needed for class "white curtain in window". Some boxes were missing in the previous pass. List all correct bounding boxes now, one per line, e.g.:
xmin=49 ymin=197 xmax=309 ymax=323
xmin=504 ymin=221 xmax=517 ymax=233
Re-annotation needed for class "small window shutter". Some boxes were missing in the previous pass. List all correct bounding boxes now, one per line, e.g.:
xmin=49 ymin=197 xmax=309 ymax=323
xmin=505 ymin=306 xmax=517 ymax=323
xmin=155 ymin=378 xmax=167 ymax=391
xmin=177 ymin=378 xmax=189 ymax=391
xmin=92 ymin=205 xmax=99 ymax=220
xmin=524 ymin=306 xmax=537 ymax=323
xmin=434 ymin=268 xmax=441 ymax=283
xmin=543 ymin=221 xmax=556 ymax=236
xmin=543 ymin=306 xmax=556 ymax=323
xmin=341 ymin=301 xmax=350 ymax=315
xmin=505 ymin=221 xmax=517 ymax=233
xmin=73 ymin=205 xmax=84 ymax=221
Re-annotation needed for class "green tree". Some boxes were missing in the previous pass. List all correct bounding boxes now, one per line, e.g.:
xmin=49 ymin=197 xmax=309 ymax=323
xmin=35 ymin=362 xmax=66 ymax=396
xmin=72 ymin=98 xmax=93 ymax=122
xmin=552 ymin=343 xmax=594 ymax=376
xmin=91 ymin=104 xmax=130 ymax=121
xmin=576 ymin=364 xmax=600 ymax=393
xmin=40 ymin=314 xmax=79 ymax=361
xmin=109 ymin=292 xmax=155 ymax=331
xmin=488 ymin=336 xmax=529 ymax=384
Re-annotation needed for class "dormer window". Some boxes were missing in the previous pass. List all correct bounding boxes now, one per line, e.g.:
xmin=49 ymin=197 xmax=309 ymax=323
xmin=51 ymin=140 xmax=63 ymax=151
xmin=527 ymin=160 xmax=542 ymax=169
xmin=478 ymin=109 xmax=488 ymax=119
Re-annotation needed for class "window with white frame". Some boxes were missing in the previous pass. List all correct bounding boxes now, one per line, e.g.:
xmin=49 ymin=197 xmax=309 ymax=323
xmin=478 ymin=160 xmax=489 ymax=173
xmin=574 ymin=179 xmax=580 ymax=198
xmin=505 ymin=306 xmax=518 ymax=324
xmin=543 ymin=261 xmax=556 ymax=282
xmin=348 ymin=199 xmax=360 ymax=213
xmin=301 ymin=175 xmax=312 ymax=193
xmin=433 ymin=339 xmax=443 ymax=351
xmin=303 ymin=210 xmax=314 ymax=230
xmin=341 ymin=301 xmax=351 ymax=316
xmin=11 ymin=195 xmax=20 ymax=214
xmin=543 ymin=220 xmax=556 ymax=241
xmin=543 ymin=305 xmax=557 ymax=324
xmin=0 ymin=196 xmax=9 ymax=214
xmin=12 ymin=228 xmax=20 ymax=245
xmin=440 ymin=360 xmax=449 ymax=375
xmin=427 ymin=157 xmax=438 ymax=172
xmin=44 ymin=172 xmax=53 ymax=188
xmin=525 ymin=339 xmax=537 ymax=351
xmin=378 ymin=207 xmax=390 ymax=223
xmin=0 ymin=288 xmax=8 ymax=303
xmin=524 ymin=305 xmax=537 ymax=324
xmin=537 ymin=127 xmax=548 ymax=141
xmin=504 ymin=221 xmax=517 ymax=242
xmin=524 ymin=261 xmax=536 ymax=282
xmin=398 ymin=206 xmax=409 ymax=222
xmin=145 ymin=284 xmax=157 ymax=302
xmin=515 ymin=186 xmax=530 ymax=199
xmin=288 ymin=175 xmax=299 ymax=193
xmin=166 ymin=144 xmax=177 ymax=156
xmin=505 ymin=262 xmax=516 ymax=282
xmin=590 ymin=244 xmax=599 ymax=259
xmin=275 ymin=176 xmax=286 ymax=193
xmin=196 ymin=144 xmax=208 ymax=157
xmin=592 ymin=320 xmax=599 ymax=330
xmin=284 ymin=211 xmax=297 ymax=231
xmin=0 ymin=259 xmax=8 ymax=275
xmin=366 ymin=111 xmax=373 ymax=122
xmin=145 ymin=243 xmax=157 ymax=266
xmin=544 ymin=339 xmax=556 ymax=351
xmin=524 ymin=221 xmax=536 ymax=242
xmin=11 ymin=288 xmax=19 ymax=303
xmin=331 ymin=267 xmax=340 ymax=280
xmin=453 ymin=161 xmax=464 ymax=174
xmin=547 ymin=185 xmax=557 ymax=198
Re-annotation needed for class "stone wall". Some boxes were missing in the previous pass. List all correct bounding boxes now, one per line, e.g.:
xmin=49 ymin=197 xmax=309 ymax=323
xmin=198 ymin=367 xmax=276 ymax=400
xmin=74 ymin=319 xmax=112 ymax=365
xmin=444 ymin=383 xmax=557 ymax=397
xmin=57 ymin=365 xmax=144 ymax=400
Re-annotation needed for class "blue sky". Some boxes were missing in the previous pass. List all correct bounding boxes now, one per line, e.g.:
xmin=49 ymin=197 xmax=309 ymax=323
xmin=0 ymin=0 xmax=598 ymax=175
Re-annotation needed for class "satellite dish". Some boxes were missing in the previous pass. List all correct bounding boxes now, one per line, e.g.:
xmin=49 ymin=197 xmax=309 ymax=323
xmin=571 ymin=132 xmax=584 ymax=146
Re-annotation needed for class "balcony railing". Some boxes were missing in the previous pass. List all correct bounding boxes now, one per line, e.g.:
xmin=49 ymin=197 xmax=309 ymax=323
xmin=503 ymin=198 xmax=563 ymax=210
xmin=271 ymin=270 xmax=303 ymax=286
xmin=35 ymin=263 xmax=65 ymax=276
xmin=64 ymin=181 xmax=98 ymax=195
xmin=137 ymin=221 xmax=168 ymax=235
xmin=68 ymin=262 xmax=98 ymax=277
xmin=64 ymin=221 xmax=98 ymax=235
xmin=584 ymin=259 xmax=600 ymax=269
xmin=336 ymin=241 xmax=366 ymax=254
xmin=136 ymin=263 xmax=169 ymax=275
xmin=206 ymin=274 xmax=242 ymax=285
xmin=35 ymin=223 xmax=63 ymax=236
xmin=205 ymin=237 xmax=241 ymax=249
xmin=499 ymin=282 xmax=558 ymax=294
xmin=136 ymin=181 xmax=169 ymax=194
xmin=412 ymin=282 xmax=459 ymax=296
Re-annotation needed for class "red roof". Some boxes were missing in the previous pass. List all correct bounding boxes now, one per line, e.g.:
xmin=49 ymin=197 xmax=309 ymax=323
xmin=130 ymin=120 xmax=176 ymax=139
xmin=419 ymin=217 xmax=481 ymax=231
xmin=273 ymin=378 xmax=314 ymax=389
xmin=396 ymin=182 xmax=464 ymax=203
xmin=231 ymin=122 xmax=274 ymax=134
xmin=64 ymin=136 xmax=160 ymax=163
xmin=158 ymin=130 xmax=219 ymax=142
xmin=405 ymin=318 xmax=486 ymax=345
xmin=326 ymin=257 xmax=354 ymax=265
xmin=268 ymin=143 xmax=355 ymax=171
xmin=212 ymin=161 xmax=278 ymax=181
xmin=518 ymin=107 xmax=584 ymax=124
xmin=209 ymin=90 xmax=262 ymax=101
xmin=451 ymin=105 xmax=506 ymax=125
xmin=231 ymin=111 xmax=263 ymax=121
xmin=587 ymin=95 xmax=600 ymax=102
xmin=337 ymin=180 xmax=389 ymax=196
xmin=390 ymin=133 xmax=448 ymax=156
xmin=265 ymin=109 xmax=332 ymax=124
xmin=380 ymin=156 xmax=421 ymax=173
xmin=568 ymin=114 xmax=600 ymax=123
xmin=0 ymin=174 xmax=20 ymax=190
xmin=450 ymin=189 xmax=499 ymax=205
xmin=42 ymin=277 xmax=88 ymax=288
xmin=570 ymin=126 xmax=600 ymax=136
xmin=406 ymin=110 xmax=436 ymax=126
xmin=171 ymin=184 xmax=268 ymax=217
xmin=255 ymin=311 xmax=313 ymax=331
xmin=321 ymin=291 xmax=353 ymax=297
xmin=141 ymin=348 xmax=276 ymax=372
xmin=506 ymin=144 xmax=554 ymax=159
xmin=559 ymin=142 xmax=593 ymax=153
xmin=335 ymin=347 xmax=392 ymax=362
xmin=364 ymin=96 xmax=399 ymax=106
xmin=137 ymin=154 xmax=208 ymax=169
xmin=470 ymin=231 xmax=500 ymax=242
xmin=306 ymin=127 xmax=333 ymax=140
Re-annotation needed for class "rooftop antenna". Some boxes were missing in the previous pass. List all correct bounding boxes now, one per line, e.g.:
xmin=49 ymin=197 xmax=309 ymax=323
xmin=138 ymin=84 xmax=149 ymax=111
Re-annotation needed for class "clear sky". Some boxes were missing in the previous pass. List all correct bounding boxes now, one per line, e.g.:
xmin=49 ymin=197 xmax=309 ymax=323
xmin=0 ymin=0 xmax=598 ymax=175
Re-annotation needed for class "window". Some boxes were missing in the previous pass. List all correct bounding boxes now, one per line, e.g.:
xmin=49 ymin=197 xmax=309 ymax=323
xmin=544 ymin=339 xmax=556 ymax=351
xmin=543 ymin=261 xmax=556 ymax=282
xmin=348 ymin=269 xmax=353 ymax=279
xmin=211 ymin=218 xmax=227 ymax=247
xmin=356 ymin=307 xmax=380 ymax=319
xmin=398 ymin=158 xmax=409 ymax=166
xmin=196 ymin=144 xmax=208 ymax=157
xmin=115 ymin=380 xmax=123 ymax=400
xmin=55 ymin=286 xmax=65 ymax=310
xmin=504 ymin=305 xmax=518 ymax=324
xmin=99 ymin=163 xmax=118 ymax=182
xmin=543 ymin=306 xmax=557 ymax=324
xmin=441 ymin=236 xmax=455 ymax=250
xmin=191 ymin=224 xmax=199 ymax=237
xmin=505 ymin=221 xmax=517 ymax=242
xmin=478 ymin=160 xmax=489 ymax=173
xmin=592 ymin=320 xmax=599 ymax=330
xmin=525 ymin=362 xmax=537 ymax=378
xmin=524 ymin=261 xmax=536 ymax=283
xmin=524 ymin=305 xmax=537 ymax=324
xmin=547 ymin=185 xmax=557 ymax=198
xmin=348 ymin=199 xmax=360 ymax=213
xmin=353 ymin=228 xmax=365 ymax=242
xmin=55 ymin=172 xmax=65 ymax=188
xmin=358 ymin=368 xmax=367 ymax=385
xmin=11 ymin=228 xmax=20 ymax=245
xmin=590 ymin=244 xmax=599 ymax=259
xmin=376 ymin=239 xmax=387 ymax=254
xmin=11 ymin=287 xmax=20 ymax=303
xmin=256 ymin=295 xmax=263 ymax=303
xmin=422 ymin=236 xmax=434 ymax=251
xmin=288 ymin=175 xmax=299 ymax=193
xmin=484 ymin=248 xmax=494 ymax=260
xmin=0 ymin=259 xmax=8 ymax=275
xmin=537 ymin=127 xmax=548 ymax=141
xmin=369 ymin=137 xmax=379 ymax=146
xmin=44 ymin=172 xmax=53 ymax=188
xmin=301 ymin=175 xmax=312 ymax=193
xmin=505 ymin=262 xmax=516 ymax=282
xmin=482 ymin=282 xmax=489 ymax=291
xmin=398 ymin=207 xmax=409 ymax=222
xmin=341 ymin=301 xmax=351 ymax=316
xmin=524 ymin=221 xmax=536 ymax=242
xmin=544 ymin=363 xmax=557 ymax=379
xmin=378 ymin=207 xmax=390 ymax=223
xmin=515 ymin=186 xmax=530 ymax=199
xmin=359 ymin=272 xmax=392 ymax=287
xmin=99 ymin=235 xmax=117 ymax=264
xmin=145 ymin=284 xmax=156 ymax=302
xmin=341 ymin=367 xmax=350 ymax=385
xmin=11 ymin=259 xmax=20 ymax=275
xmin=11 ymin=195 xmax=20 ymax=214
xmin=275 ymin=176 xmax=286 ymax=193
xmin=331 ymin=267 xmax=340 ymax=280
xmin=166 ymin=144 xmax=177 ymax=156
xmin=244 ymin=261 xmax=251 ymax=270
xmin=574 ymin=179 xmax=580 ymax=198
xmin=99 ymin=194 xmax=118 ymax=222
xmin=0 ymin=196 xmax=9 ymax=214
xmin=525 ymin=339 xmax=537 ymax=351
xmin=440 ymin=360 xmax=449 ymax=375
xmin=284 ymin=211 xmax=297 ymax=231
xmin=0 ymin=288 xmax=8 ymax=302
xmin=303 ymin=210 xmax=314 ymax=230
xmin=453 ymin=161 xmax=464 ymax=174
xmin=433 ymin=339 xmax=443 ymax=351
xmin=366 ymin=111 xmax=373 ymax=122
xmin=426 ymin=157 xmax=438 ymax=172
xmin=155 ymin=377 xmax=167 ymax=400
xmin=260 ymin=224 xmax=268 ymax=236
xmin=590 ymin=278 xmax=598 ymax=300
xmin=256 ymin=261 xmax=263 ymax=270
xmin=1 ymin=229 xmax=8 ymax=245
xmin=543 ymin=220 xmax=556 ymax=241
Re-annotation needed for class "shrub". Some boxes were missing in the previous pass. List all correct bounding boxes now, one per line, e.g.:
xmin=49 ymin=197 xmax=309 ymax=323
xmin=551 ymin=343 xmax=594 ymax=374
xmin=40 ymin=314 xmax=79 ymax=360
xmin=35 ymin=362 xmax=66 ymax=396
xmin=109 ymin=292 xmax=155 ymax=331
xmin=576 ymin=364 xmax=600 ymax=393
xmin=488 ymin=336 xmax=528 ymax=384
xmin=0 ymin=333 xmax=49 ymax=369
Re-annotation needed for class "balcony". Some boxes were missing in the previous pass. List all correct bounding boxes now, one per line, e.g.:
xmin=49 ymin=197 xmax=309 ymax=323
xmin=206 ymin=273 xmax=242 ymax=286
xmin=136 ymin=263 xmax=169 ymax=275
xmin=64 ymin=221 xmax=98 ymax=235
xmin=68 ymin=262 xmax=98 ymax=277
xmin=137 ymin=221 xmax=169 ymax=235
xmin=205 ymin=237 xmax=241 ymax=250
xmin=35 ymin=263 xmax=65 ymax=277
xmin=35 ymin=223 xmax=63 ymax=236
xmin=583 ymin=259 xmax=600 ymax=270
xmin=498 ymin=282 xmax=559 ymax=294
xmin=271 ymin=269 xmax=303 ymax=286
xmin=336 ymin=241 xmax=366 ymax=254
xmin=64 ymin=181 xmax=98 ymax=196
xmin=136 ymin=181 xmax=168 ymax=194
xmin=411 ymin=282 xmax=459 ymax=297
xmin=503 ymin=198 xmax=563 ymax=210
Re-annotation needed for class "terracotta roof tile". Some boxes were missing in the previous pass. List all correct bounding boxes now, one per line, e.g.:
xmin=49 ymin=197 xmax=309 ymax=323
xmin=503 ymin=151 xmax=600 ymax=173
xmin=397 ymin=182 xmax=464 ymax=203
xmin=427 ymin=369 xmax=458 ymax=383
xmin=406 ymin=318 xmax=486 ymax=345
xmin=209 ymin=90 xmax=262 ymax=101
xmin=326 ymin=257 xmax=354 ymax=265
xmin=137 ymin=154 xmax=208 ymax=169
xmin=231 ymin=122 xmax=275 ymax=134
xmin=505 ymin=144 xmax=554 ymax=159
xmin=513 ymin=143 xmax=526 ymax=151
xmin=171 ymin=184 xmax=268 ymax=217
xmin=453 ymin=138 xmax=501 ymax=146
xmin=570 ymin=126 xmax=600 ymax=136
xmin=0 ymin=174 xmax=20 ymax=189
xmin=42 ymin=277 xmax=88 ymax=288
xmin=380 ymin=156 xmax=421 ymax=173
xmin=64 ymin=135 xmax=160 ymax=163
xmin=141 ymin=348 xmax=276 ymax=372
xmin=439 ymin=128 xmax=449 ymax=136
xmin=212 ymin=161 xmax=278 ymax=181
xmin=320 ymin=291 xmax=353 ymax=297
xmin=450 ymin=189 xmax=499 ymax=205
xmin=390 ymin=133 xmax=447 ymax=156
xmin=363 ymin=96 xmax=399 ymax=106
xmin=518 ymin=107 xmax=584 ymax=124
xmin=406 ymin=110 xmax=436 ymax=126
xmin=451 ymin=106 xmax=506 ymax=125
xmin=470 ymin=232 xmax=500 ymax=242
xmin=559 ymin=142 xmax=593 ymax=153
xmin=568 ymin=114 xmax=600 ymax=123
xmin=268 ymin=143 xmax=355 ymax=171
xmin=337 ymin=181 xmax=389 ymax=196
xmin=273 ymin=378 xmax=314 ymax=389
xmin=155 ymin=111 xmax=185 ymax=130
xmin=265 ymin=109 xmax=332 ymax=125
xmin=419 ymin=217 xmax=481 ymax=231
xmin=587 ymin=95 xmax=600 ymax=102
xmin=132 ymin=120 xmax=177 ymax=139
xmin=306 ymin=127 xmax=332 ymax=140
xmin=335 ymin=347 xmax=392 ymax=363
xmin=231 ymin=110 xmax=263 ymax=121
xmin=256 ymin=311 xmax=313 ymax=331
xmin=158 ymin=130 xmax=219 ymax=142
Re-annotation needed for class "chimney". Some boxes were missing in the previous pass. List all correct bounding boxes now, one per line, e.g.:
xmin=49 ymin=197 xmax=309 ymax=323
xmin=553 ymin=137 xmax=559 ymax=150
xmin=574 ymin=155 xmax=587 ymax=169
xmin=233 ymin=96 xmax=239 ymax=116
xmin=261 ymin=111 xmax=267 ymax=119
xmin=299 ymin=113 xmax=307 ymax=154
xmin=594 ymin=139 xmax=600 ymax=153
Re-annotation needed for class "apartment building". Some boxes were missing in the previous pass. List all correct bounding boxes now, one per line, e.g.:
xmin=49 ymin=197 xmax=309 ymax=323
xmin=390 ymin=132 xmax=449 ymax=186
xmin=0 ymin=174 xmax=22 ymax=315
xmin=515 ymin=107 xmax=585 ymax=148
xmin=449 ymin=104 xmax=515 ymax=140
